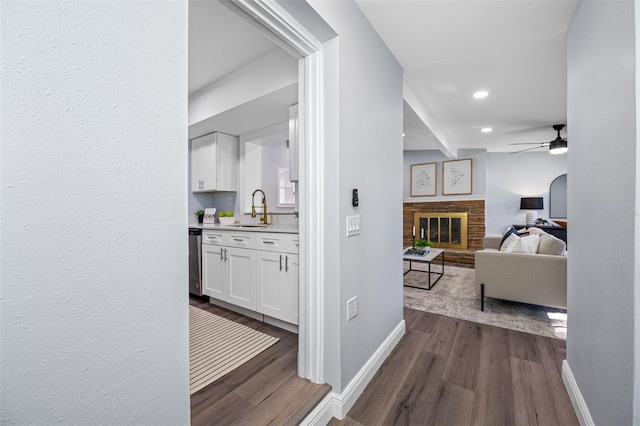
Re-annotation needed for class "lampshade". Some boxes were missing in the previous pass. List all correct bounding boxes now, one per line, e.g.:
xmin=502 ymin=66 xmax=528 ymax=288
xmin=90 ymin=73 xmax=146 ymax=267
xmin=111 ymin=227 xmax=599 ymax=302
xmin=520 ymin=197 xmax=543 ymax=210
xmin=549 ymin=138 xmax=568 ymax=155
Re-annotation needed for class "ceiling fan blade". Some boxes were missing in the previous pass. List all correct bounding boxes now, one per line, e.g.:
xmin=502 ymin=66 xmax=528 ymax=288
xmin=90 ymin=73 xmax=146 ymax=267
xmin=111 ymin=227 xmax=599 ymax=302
xmin=510 ymin=142 xmax=550 ymax=146
xmin=510 ymin=145 xmax=547 ymax=155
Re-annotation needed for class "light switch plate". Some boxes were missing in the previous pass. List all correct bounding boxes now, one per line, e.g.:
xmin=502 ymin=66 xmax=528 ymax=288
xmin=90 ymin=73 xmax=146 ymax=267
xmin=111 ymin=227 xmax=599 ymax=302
xmin=347 ymin=296 xmax=358 ymax=320
xmin=346 ymin=215 xmax=360 ymax=236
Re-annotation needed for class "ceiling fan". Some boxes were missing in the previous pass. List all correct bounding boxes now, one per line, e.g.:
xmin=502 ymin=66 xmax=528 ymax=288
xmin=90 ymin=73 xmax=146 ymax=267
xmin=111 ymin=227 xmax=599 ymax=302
xmin=510 ymin=124 xmax=568 ymax=155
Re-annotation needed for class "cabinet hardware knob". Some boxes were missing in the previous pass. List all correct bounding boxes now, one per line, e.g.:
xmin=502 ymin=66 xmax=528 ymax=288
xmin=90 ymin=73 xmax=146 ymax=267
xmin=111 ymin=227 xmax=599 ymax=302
xmin=285 ymin=256 xmax=289 ymax=272
xmin=279 ymin=255 xmax=283 ymax=271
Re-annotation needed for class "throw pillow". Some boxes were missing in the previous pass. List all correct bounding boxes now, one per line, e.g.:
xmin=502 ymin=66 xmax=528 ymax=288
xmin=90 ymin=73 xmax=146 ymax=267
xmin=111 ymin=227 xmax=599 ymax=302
xmin=499 ymin=227 xmax=519 ymax=250
xmin=506 ymin=234 xmax=540 ymax=254
xmin=538 ymin=234 xmax=567 ymax=255
xmin=500 ymin=232 xmax=520 ymax=252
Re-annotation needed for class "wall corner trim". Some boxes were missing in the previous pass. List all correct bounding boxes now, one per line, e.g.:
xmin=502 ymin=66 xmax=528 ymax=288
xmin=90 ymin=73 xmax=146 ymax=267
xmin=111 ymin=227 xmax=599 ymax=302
xmin=562 ymin=359 xmax=595 ymax=426
xmin=300 ymin=319 xmax=406 ymax=425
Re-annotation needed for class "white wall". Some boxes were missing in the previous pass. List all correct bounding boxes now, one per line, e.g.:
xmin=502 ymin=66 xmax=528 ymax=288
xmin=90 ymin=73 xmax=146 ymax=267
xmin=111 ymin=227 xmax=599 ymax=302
xmin=309 ymin=0 xmax=405 ymax=393
xmin=403 ymin=149 xmax=488 ymax=201
xmin=566 ymin=1 xmax=639 ymax=423
xmin=486 ymin=152 xmax=567 ymax=234
xmin=0 ymin=2 xmax=190 ymax=424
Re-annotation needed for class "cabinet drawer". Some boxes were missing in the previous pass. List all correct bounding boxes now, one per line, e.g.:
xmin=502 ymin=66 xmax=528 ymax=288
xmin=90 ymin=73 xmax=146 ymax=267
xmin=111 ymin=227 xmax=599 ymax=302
xmin=256 ymin=233 xmax=299 ymax=254
xmin=224 ymin=232 xmax=254 ymax=248
xmin=202 ymin=231 xmax=224 ymax=245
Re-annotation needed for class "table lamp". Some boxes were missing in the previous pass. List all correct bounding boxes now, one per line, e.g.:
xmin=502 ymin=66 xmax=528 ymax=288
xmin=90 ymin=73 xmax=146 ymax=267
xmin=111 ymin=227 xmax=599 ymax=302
xmin=520 ymin=197 xmax=544 ymax=226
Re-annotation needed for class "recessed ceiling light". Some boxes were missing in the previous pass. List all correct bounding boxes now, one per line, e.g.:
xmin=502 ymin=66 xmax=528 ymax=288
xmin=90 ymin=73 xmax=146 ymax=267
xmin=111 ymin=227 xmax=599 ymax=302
xmin=473 ymin=90 xmax=489 ymax=99
xmin=402 ymin=133 xmax=405 ymax=137
xmin=481 ymin=127 xmax=492 ymax=133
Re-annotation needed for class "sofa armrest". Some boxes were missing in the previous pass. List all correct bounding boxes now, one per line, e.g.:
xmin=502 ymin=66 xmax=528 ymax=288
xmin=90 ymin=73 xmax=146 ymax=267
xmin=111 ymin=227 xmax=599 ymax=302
xmin=475 ymin=250 xmax=567 ymax=309
xmin=483 ymin=235 xmax=503 ymax=250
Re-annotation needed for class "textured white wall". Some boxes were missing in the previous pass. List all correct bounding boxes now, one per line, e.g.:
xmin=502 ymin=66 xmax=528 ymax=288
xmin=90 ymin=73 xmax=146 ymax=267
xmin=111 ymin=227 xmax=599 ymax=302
xmin=567 ymin=1 xmax=638 ymax=423
xmin=0 ymin=2 xmax=190 ymax=424
xmin=309 ymin=0 xmax=405 ymax=393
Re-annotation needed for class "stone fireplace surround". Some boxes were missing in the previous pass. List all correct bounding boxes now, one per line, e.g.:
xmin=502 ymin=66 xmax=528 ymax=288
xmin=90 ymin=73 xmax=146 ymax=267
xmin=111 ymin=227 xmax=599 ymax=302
xmin=403 ymin=200 xmax=485 ymax=266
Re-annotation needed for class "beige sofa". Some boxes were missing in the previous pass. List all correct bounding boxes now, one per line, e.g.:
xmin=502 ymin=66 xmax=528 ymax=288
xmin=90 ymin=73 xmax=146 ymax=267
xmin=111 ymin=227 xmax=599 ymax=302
xmin=475 ymin=229 xmax=567 ymax=310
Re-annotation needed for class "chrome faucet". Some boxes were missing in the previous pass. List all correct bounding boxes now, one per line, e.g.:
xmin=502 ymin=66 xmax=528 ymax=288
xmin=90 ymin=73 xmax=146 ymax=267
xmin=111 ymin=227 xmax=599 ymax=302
xmin=251 ymin=189 xmax=269 ymax=224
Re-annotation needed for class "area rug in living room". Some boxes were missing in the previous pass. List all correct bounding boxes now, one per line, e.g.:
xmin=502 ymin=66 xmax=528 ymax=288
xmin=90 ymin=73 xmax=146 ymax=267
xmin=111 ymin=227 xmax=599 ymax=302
xmin=403 ymin=263 xmax=567 ymax=340
xmin=189 ymin=305 xmax=279 ymax=394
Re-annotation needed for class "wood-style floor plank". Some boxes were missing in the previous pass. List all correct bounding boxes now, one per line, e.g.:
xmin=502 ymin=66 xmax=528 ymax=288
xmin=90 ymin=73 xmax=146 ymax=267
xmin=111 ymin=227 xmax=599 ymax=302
xmin=471 ymin=324 xmax=515 ymax=426
xmin=189 ymin=296 xmax=330 ymax=425
xmin=382 ymin=351 xmax=447 ymax=425
xmin=345 ymin=329 xmax=431 ymax=425
xmin=334 ymin=308 xmax=578 ymax=426
xmin=442 ymin=321 xmax=482 ymax=391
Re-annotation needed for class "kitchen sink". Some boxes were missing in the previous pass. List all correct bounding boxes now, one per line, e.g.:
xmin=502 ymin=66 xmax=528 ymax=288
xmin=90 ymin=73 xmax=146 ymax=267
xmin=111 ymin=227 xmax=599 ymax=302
xmin=225 ymin=223 xmax=271 ymax=228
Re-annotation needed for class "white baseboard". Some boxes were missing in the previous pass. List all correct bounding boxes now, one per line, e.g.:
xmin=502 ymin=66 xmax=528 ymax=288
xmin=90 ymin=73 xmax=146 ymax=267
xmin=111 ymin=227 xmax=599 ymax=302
xmin=562 ymin=359 xmax=595 ymax=426
xmin=300 ymin=319 xmax=406 ymax=425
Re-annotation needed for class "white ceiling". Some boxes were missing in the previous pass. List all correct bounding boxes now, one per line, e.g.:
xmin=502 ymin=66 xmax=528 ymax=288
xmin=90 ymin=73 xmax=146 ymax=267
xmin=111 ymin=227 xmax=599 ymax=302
xmin=189 ymin=0 xmax=578 ymax=153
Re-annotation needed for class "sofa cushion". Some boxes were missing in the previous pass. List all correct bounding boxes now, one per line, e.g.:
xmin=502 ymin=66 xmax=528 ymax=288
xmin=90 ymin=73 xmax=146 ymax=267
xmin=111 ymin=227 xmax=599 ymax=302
xmin=506 ymin=234 xmax=540 ymax=254
xmin=538 ymin=234 xmax=567 ymax=255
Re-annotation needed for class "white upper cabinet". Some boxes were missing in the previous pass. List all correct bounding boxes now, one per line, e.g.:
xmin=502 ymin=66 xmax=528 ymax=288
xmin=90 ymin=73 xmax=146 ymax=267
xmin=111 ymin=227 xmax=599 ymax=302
xmin=191 ymin=132 xmax=238 ymax=192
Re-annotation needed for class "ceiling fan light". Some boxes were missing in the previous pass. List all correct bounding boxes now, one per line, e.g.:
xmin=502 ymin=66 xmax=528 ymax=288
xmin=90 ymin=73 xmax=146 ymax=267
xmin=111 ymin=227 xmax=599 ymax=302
xmin=549 ymin=139 xmax=568 ymax=154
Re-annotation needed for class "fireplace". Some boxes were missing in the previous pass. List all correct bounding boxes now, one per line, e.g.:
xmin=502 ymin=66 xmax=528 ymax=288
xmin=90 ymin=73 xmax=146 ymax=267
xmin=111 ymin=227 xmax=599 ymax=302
xmin=414 ymin=212 xmax=468 ymax=250
xmin=404 ymin=200 xmax=485 ymax=266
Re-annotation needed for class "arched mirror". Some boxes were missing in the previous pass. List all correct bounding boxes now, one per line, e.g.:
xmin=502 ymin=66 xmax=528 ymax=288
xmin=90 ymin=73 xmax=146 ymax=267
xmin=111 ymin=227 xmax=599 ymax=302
xmin=549 ymin=174 xmax=567 ymax=219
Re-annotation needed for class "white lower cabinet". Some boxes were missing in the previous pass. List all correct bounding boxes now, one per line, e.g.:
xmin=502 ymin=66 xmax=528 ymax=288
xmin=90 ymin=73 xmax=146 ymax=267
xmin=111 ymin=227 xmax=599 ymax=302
xmin=202 ymin=229 xmax=298 ymax=328
xmin=202 ymin=243 xmax=224 ymax=300
xmin=202 ymin=233 xmax=256 ymax=310
xmin=226 ymin=247 xmax=256 ymax=310
xmin=256 ymin=252 xmax=299 ymax=325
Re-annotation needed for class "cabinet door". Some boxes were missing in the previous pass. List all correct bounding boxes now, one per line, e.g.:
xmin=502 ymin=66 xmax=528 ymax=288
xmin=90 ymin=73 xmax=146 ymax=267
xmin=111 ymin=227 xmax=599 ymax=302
xmin=202 ymin=244 xmax=225 ymax=299
xmin=256 ymin=251 xmax=299 ymax=325
xmin=191 ymin=134 xmax=217 ymax=192
xmin=226 ymin=247 xmax=256 ymax=310
xmin=283 ymin=254 xmax=299 ymax=325
xmin=215 ymin=133 xmax=238 ymax=191
xmin=256 ymin=251 xmax=286 ymax=319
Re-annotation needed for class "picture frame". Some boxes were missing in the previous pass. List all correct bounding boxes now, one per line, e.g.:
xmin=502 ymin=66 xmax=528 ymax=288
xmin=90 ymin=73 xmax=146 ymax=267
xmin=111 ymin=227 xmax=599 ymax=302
xmin=203 ymin=208 xmax=217 ymax=224
xmin=410 ymin=162 xmax=437 ymax=197
xmin=442 ymin=158 xmax=472 ymax=195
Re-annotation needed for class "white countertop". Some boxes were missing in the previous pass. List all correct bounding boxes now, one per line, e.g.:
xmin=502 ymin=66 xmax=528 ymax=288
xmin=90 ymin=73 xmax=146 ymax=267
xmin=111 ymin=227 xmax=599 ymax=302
xmin=189 ymin=223 xmax=299 ymax=234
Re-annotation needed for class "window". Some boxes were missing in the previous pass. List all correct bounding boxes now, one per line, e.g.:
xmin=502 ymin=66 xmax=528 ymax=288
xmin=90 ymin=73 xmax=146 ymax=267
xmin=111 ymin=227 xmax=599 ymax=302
xmin=277 ymin=167 xmax=295 ymax=207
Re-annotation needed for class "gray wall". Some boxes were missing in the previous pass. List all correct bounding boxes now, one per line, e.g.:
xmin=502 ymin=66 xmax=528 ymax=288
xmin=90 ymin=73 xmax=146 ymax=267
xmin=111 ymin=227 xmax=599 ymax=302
xmin=309 ymin=0 xmax=405 ymax=393
xmin=567 ymin=1 xmax=639 ymax=423
xmin=403 ymin=149 xmax=488 ymax=200
xmin=402 ymin=150 xmax=567 ymax=234
xmin=486 ymin=152 xmax=567 ymax=234
xmin=0 ymin=2 xmax=190 ymax=424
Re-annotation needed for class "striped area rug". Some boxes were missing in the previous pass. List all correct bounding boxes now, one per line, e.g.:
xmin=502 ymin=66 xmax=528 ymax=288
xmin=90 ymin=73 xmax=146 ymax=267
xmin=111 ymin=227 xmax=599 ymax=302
xmin=189 ymin=305 xmax=279 ymax=394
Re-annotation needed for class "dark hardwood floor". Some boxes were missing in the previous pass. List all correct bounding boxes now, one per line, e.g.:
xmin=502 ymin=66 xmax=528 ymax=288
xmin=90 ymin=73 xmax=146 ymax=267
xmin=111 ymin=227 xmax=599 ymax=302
xmin=329 ymin=307 xmax=578 ymax=426
xmin=189 ymin=296 xmax=330 ymax=426
xmin=190 ymin=296 xmax=577 ymax=426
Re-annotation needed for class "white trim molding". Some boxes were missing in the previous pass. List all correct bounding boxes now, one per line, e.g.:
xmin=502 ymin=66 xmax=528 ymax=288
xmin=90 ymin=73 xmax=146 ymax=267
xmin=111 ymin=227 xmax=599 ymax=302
xmin=300 ymin=320 xmax=406 ymax=425
xmin=562 ymin=360 xmax=595 ymax=426
xmin=224 ymin=0 xmax=328 ymax=385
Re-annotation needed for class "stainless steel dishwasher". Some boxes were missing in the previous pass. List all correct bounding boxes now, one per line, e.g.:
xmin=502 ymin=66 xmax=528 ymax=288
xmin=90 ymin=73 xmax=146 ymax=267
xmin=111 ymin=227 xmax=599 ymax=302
xmin=189 ymin=228 xmax=202 ymax=296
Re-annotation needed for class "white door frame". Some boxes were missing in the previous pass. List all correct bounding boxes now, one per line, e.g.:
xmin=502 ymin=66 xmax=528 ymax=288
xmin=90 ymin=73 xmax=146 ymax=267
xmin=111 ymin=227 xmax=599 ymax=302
xmin=226 ymin=0 xmax=327 ymax=383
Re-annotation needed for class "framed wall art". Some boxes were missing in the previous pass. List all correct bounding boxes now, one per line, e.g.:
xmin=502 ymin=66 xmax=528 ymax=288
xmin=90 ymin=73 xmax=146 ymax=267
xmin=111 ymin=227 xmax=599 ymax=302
xmin=410 ymin=162 xmax=437 ymax=197
xmin=442 ymin=158 xmax=472 ymax=195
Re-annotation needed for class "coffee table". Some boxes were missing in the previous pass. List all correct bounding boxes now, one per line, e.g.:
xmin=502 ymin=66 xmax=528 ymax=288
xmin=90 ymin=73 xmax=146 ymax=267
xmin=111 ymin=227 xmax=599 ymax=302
xmin=403 ymin=247 xmax=445 ymax=290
